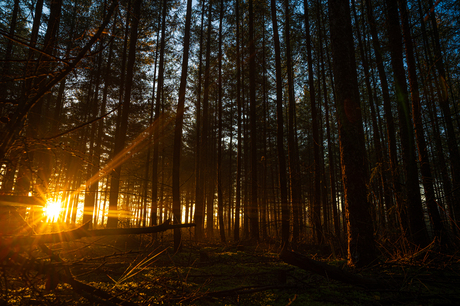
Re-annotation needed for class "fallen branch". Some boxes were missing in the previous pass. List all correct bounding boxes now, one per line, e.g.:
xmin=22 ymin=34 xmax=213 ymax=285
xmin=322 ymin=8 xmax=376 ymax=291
xmin=9 ymin=251 xmax=138 ymax=306
xmin=2 ymin=220 xmax=195 ymax=247
xmin=280 ymin=250 xmax=393 ymax=289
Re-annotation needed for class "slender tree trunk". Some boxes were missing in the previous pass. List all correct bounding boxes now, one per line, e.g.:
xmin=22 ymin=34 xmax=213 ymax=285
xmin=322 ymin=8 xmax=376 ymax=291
xmin=351 ymin=1 xmax=387 ymax=234
xmin=234 ymin=0 xmax=242 ymax=242
xmin=243 ymin=77 xmax=249 ymax=239
xmin=398 ymin=0 xmax=445 ymax=243
xmin=365 ymin=0 xmax=399 ymax=230
xmin=426 ymin=0 xmax=460 ymax=234
xmin=151 ymin=0 xmax=167 ymax=229
xmin=108 ymin=0 xmax=130 ymax=227
xmin=305 ymin=0 xmax=322 ymax=244
xmin=83 ymin=39 xmax=104 ymax=227
xmin=217 ymin=0 xmax=226 ymax=243
xmin=386 ymin=0 xmax=429 ymax=247
xmin=270 ymin=0 xmax=289 ymax=247
xmin=29 ymin=0 xmax=62 ymax=196
xmin=261 ymin=13 xmax=268 ymax=241
xmin=248 ymin=0 xmax=259 ymax=241
xmin=147 ymin=13 xmax=161 ymax=227
xmin=317 ymin=3 xmax=339 ymax=238
xmin=51 ymin=0 xmax=78 ymax=134
xmin=284 ymin=0 xmax=300 ymax=245
xmin=107 ymin=0 xmax=141 ymax=228
xmin=202 ymin=0 xmax=213 ymax=239
xmin=172 ymin=0 xmax=192 ymax=252
xmin=13 ymin=0 xmax=44 ymax=196
xmin=228 ymin=123 xmax=234 ymax=238
xmin=417 ymin=4 xmax=455 ymax=233
xmin=328 ymin=0 xmax=376 ymax=267
xmin=194 ymin=0 xmax=206 ymax=240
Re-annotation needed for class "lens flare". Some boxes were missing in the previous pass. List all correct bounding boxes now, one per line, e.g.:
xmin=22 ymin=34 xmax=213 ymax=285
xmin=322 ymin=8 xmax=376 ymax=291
xmin=43 ymin=199 xmax=62 ymax=222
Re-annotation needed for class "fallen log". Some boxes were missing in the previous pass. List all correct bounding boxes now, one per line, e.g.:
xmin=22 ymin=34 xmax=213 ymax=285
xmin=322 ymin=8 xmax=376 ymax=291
xmin=279 ymin=250 xmax=394 ymax=289
xmin=2 ymin=220 xmax=195 ymax=247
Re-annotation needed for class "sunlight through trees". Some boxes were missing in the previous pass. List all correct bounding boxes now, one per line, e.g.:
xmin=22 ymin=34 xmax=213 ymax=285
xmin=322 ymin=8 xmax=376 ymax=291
xmin=1 ymin=0 xmax=460 ymax=264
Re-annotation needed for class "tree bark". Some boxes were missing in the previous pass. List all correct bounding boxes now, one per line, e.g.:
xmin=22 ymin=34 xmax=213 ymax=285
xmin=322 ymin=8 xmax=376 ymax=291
xmin=317 ymin=2 xmax=339 ymax=238
xmin=305 ymin=0 xmax=322 ymax=244
xmin=234 ymin=0 xmax=242 ymax=242
xmin=385 ymin=0 xmax=429 ymax=247
xmin=107 ymin=0 xmax=141 ymax=228
xmin=398 ymin=0 xmax=445 ymax=243
xmin=365 ymin=0 xmax=399 ymax=230
xmin=270 ymin=0 xmax=289 ymax=247
xmin=202 ymin=0 xmax=213 ymax=239
xmin=426 ymin=0 xmax=460 ymax=235
xmin=328 ymin=0 xmax=376 ymax=267
xmin=248 ymin=0 xmax=259 ymax=241
xmin=172 ymin=0 xmax=193 ymax=251
xmin=217 ymin=0 xmax=226 ymax=243
xmin=194 ymin=0 xmax=206 ymax=240
xmin=151 ymin=0 xmax=167 ymax=229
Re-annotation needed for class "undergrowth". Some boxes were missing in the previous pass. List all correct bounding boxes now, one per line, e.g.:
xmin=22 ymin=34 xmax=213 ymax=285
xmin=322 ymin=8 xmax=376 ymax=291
xmin=1 ymin=231 xmax=460 ymax=305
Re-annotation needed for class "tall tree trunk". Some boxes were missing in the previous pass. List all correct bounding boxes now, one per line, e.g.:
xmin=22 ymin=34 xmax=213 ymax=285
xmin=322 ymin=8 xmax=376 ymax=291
xmin=108 ymin=0 xmax=130 ymax=227
xmin=351 ymin=0 xmax=387 ymax=234
xmin=305 ymin=0 xmax=322 ymax=244
xmin=242 ymin=70 xmax=249 ymax=239
xmin=234 ymin=0 xmax=242 ymax=242
xmin=270 ymin=0 xmax=289 ymax=247
xmin=398 ymin=0 xmax=445 ymax=244
xmin=317 ymin=2 xmax=339 ymax=238
xmin=107 ymin=0 xmax=141 ymax=228
xmin=93 ymin=27 xmax=115 ymax=226
xmin=202 ymin=0 xmax=213 ymax=239
xmin=386 ymin=0 xmax=429 ymax=247
xmin=151 ymin=0 xmax=167 ymax=229
xmin=261 ymin=12 xmax=268 ymax=241
xmin=147 ymin=13 xmax=161 ymax=227
xmin=328 ymin=0 xmax=376 ymax=267
xmin=172 ymin=0 xmax=192 ymax=252
xmin=417 ymin=0 xmax=455 ymax=234
xmin=13 ymin=0 xmax=44 ymax=196
xmin=285 ymin=0 xmax=300 ymax=245
xmin=426 ymin=0 xmax=460 ymax=234
xmin=248 ymin=0 xmax=259 ymax=241
xmin=194 ymin=0 xmax=206 ymax=240
xmin=83 ymin=39 xmax=104 ymax=227
xmin=365 ymin=0 xmax=399 ymax=229
xmin=228 ymin=120 xmax=234 ymax=238
xmin=217 ymin=0 xmax=226 ymax=243
xmin=28 ymin=0 xmax=62 ymax=197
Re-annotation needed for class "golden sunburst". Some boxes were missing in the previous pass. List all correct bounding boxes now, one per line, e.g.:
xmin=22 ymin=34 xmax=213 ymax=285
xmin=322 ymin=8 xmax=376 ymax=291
xmin=43 ymin=199 xmax=63 ymax=222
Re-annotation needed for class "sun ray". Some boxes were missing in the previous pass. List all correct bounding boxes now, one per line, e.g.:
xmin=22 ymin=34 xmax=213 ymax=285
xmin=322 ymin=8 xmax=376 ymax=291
xmin=43 ymin=199 xmax=63 ymax=223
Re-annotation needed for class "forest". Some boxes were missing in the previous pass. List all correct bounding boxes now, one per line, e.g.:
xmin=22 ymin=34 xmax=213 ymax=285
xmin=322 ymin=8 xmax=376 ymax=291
xmin=1 ymin=0 xmax=460 ymax=304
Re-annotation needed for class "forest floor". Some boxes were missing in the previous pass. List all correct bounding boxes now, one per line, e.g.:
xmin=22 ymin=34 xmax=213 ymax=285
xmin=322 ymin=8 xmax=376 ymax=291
xmin=2 ymin=229 xmax=460 ymax=305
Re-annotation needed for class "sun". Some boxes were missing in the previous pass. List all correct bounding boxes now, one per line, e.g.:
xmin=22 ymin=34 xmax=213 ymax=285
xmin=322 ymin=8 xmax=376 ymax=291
xmin=43 ymin=199 xmax=63 ymax=222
